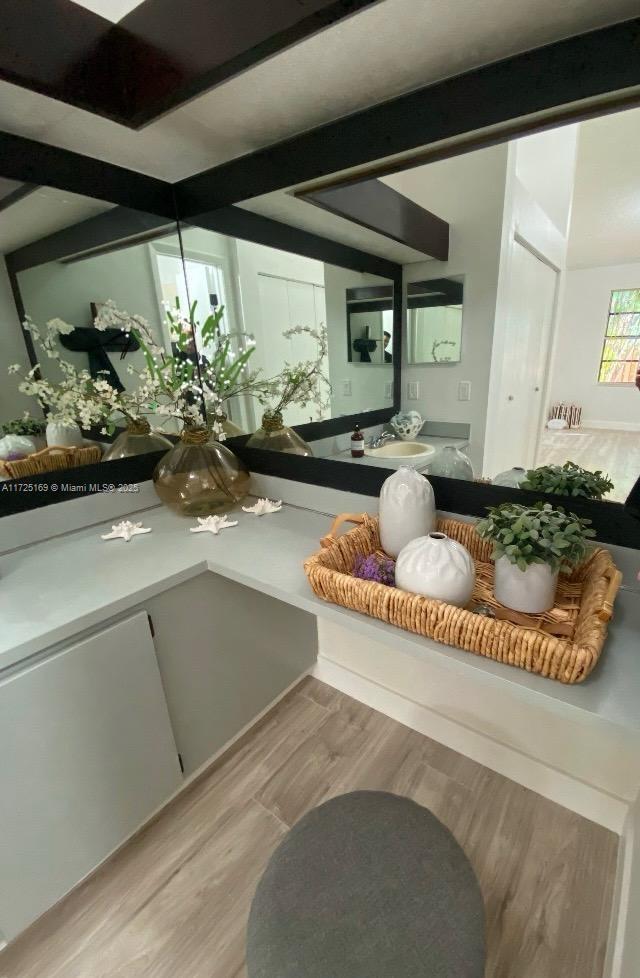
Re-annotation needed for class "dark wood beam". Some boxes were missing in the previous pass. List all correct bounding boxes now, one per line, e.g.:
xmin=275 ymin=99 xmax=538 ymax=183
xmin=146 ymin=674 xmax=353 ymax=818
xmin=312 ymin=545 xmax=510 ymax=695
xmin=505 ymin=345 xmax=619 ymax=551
xmin=0 ymin=0 xmax=383 ymax=130
xmin=299 ymin=179 xmax=449 ymax=260
xmin=0 ymin=131 xmax=175 ymax=218
xmin=0 ymin=183 xmax=37 ymax=214
xmin=174 ymin=17 xmax=640 ymax=216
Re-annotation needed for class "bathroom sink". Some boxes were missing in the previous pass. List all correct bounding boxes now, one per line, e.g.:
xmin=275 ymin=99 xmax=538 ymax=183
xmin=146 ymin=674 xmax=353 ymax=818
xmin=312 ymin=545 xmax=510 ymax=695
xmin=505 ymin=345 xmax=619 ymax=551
xmin=365 ymin=441 xmax=435 ymax=460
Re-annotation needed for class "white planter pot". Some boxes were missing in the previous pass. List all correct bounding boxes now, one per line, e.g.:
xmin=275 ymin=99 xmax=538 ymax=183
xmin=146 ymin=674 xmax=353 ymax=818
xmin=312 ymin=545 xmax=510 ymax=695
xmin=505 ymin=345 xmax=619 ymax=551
xmin=492 ymin=466 xmax=527 ymax=488
xmin=379 ymin=465 xmax=435 ymax=558
xmin=396 ymin=532 xmax=476 ymax=607
xmin=46 ymin=422 xmax=84 ymax=449
xmin=494 ymin=555 xmax=558 ymax=613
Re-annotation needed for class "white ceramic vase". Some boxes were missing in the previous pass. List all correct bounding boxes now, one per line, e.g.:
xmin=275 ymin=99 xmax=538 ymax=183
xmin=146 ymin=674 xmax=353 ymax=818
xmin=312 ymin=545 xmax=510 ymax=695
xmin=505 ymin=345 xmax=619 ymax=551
xmin=46 ymin=421 xmax=84 ymax=448
xmin=395 ymin=532 xmax=476 ymax=606
xmin=379 ymin=465 xmax=435 ymax=558
xmin=494 ymin=555 xmax=558 ymax=613
xmin=492 ymin=466 xmax=527 ymax=488
xmin=426 ymin=445 xmax=474 ymax=480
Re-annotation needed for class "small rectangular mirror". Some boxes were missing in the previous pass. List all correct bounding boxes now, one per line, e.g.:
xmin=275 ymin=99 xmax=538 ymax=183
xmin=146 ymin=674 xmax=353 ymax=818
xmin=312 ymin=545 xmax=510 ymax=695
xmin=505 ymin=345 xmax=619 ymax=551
xmin=407 ymin=277 xmax=463 ymax=365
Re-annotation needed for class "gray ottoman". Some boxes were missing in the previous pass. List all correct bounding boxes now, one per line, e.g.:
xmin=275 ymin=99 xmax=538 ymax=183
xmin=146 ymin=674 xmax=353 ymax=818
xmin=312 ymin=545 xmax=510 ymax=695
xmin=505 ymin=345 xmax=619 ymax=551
xmin=247 ymin=790 xmax=485 ymax=978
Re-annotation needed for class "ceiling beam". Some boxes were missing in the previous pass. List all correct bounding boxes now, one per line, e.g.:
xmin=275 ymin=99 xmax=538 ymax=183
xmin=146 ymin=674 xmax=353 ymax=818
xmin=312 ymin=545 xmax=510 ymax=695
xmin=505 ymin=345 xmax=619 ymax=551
xmin=174 ymin=16 xmax=640 ymax=216
xmin=299 ymin=179 xmax=449 ymax=260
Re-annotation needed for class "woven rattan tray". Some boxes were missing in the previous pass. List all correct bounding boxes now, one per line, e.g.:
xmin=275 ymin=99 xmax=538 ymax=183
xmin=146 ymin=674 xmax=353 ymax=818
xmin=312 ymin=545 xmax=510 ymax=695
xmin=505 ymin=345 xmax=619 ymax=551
xmin=0 ymin=444 xmax=102 ymax=479
xmin=304 ymin=513 xmax=622 ymax=684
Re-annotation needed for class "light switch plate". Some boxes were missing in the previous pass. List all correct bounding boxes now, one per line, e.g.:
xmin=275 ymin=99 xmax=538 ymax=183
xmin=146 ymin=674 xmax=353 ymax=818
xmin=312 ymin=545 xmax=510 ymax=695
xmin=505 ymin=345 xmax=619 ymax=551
xmin=458 ymin=381 xmax=471 ymax=402
xmin=384 ymin=382 xmax=393 ymax=400
xmin=407 ymin=381 xmax=420 ymax=400
xmin=341 ymin=379 xmax=352 ymax=397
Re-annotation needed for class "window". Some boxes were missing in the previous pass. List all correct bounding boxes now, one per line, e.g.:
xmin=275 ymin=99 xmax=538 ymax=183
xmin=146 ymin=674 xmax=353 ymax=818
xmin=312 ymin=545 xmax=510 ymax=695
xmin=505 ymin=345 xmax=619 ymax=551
xmin=598 ymin=288 xmax=640 ymax=383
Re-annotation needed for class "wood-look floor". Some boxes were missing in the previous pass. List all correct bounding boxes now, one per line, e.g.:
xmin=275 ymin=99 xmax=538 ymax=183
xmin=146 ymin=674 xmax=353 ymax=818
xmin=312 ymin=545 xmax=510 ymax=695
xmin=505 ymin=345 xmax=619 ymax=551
xmin=536 ymin=426 xmax=640 ymax=502
xmin=0 ymin=678 xmax=618 ymax=978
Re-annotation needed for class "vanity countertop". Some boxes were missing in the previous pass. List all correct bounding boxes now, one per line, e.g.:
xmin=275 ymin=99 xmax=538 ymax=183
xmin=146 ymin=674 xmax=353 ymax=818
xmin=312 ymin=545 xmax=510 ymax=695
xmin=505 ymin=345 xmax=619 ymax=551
xmin=1 ymin=499 xmax=639 ymax=736
xmin=329 ymin=434 xmax=470 ymax=468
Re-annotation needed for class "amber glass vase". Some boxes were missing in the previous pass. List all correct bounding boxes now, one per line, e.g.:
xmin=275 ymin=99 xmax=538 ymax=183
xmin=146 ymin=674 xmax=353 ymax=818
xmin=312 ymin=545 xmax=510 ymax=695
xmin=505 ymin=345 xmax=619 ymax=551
xmin=103 ymin=418 xmax=172 ymax=461
xmin=247 ymin=411 xmax=314 ymax=456
xmin=153 ymin=426 xmax=250 ymax=516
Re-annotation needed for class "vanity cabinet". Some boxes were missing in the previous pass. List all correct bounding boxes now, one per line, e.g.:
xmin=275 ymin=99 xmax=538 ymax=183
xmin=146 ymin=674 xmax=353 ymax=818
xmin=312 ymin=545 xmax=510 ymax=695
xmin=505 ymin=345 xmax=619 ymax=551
xmin=143 ymin=573 xmax=318 ymax=775
xmin=0 ymin=612 xmax=182 ymax=942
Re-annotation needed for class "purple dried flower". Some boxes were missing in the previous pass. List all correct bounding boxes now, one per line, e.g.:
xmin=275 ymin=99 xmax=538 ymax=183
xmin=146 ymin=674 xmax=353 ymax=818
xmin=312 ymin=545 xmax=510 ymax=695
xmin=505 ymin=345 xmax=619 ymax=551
xmin=353 ymin=553 xmax=396 ymax=586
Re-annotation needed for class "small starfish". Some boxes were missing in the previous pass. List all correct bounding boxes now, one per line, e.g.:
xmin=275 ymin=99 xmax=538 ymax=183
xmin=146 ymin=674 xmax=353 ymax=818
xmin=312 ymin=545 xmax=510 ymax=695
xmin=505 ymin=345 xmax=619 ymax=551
xmin=101 ymin=520 xmax=152 ymax=543
xmin=242 ymin=498 xmax=282 ymax=516
xmin=189 ymin=514 xmax=238 ymax=536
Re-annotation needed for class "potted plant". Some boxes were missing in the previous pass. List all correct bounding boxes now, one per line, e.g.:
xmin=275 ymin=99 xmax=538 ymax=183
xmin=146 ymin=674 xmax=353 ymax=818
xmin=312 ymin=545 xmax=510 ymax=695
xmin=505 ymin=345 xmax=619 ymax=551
xmin=1 ymin=415 xmax=47 ymax=452
xmin=521 ymin=461 xmax=614 ymax=500
xmin=476 ymin=501 xmax=595 ymax=613
xmin=247 ymin=324 xmax=331 ymax=456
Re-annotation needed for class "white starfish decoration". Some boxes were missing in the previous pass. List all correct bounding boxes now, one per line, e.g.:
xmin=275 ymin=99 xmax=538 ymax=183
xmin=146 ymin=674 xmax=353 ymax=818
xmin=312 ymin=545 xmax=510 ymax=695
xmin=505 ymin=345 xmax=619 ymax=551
xmin=242 ymin=497 xmax=283 ymax=516
xmin=101 ymin=520 xmax=152 ymax=543
xmin=189 ymin=514 xmax=238 ymax=536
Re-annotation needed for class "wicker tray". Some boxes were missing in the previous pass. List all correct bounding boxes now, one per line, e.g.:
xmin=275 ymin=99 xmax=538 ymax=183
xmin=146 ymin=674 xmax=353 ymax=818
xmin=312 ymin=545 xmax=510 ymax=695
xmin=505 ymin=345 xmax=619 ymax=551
xmin=304 ymin=513 xmax=622 ymax=684
xmin=0 ymin=444 xmax=102 ymax=479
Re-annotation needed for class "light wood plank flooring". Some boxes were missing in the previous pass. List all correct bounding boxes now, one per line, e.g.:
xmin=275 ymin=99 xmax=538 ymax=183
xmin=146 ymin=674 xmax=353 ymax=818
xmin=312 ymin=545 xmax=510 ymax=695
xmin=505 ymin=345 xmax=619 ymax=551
xmin=536 ymin=426 xmax=640 ymax=502
xmin=0 ymin=678 xmax=618 ymax=978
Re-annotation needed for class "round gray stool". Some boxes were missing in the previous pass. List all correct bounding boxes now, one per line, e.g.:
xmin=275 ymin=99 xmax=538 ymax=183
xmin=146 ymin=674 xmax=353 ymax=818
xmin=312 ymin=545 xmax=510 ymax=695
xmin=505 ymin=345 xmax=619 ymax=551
xmin=247 ymin=790 xmax=485 ymax=978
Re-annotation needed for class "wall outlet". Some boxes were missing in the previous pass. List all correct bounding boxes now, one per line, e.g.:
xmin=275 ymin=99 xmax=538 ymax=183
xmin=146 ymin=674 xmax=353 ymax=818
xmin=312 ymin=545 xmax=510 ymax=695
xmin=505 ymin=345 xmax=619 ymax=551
xmin=407 ymin=381 xmax=420 ymax=400
xmin=384 ymin=381 xmax=393 ymax=400
xmin=341 ymin=379 xmax=352 ymax=397
xmin=458 ymin=380 xmax=471 ymax=402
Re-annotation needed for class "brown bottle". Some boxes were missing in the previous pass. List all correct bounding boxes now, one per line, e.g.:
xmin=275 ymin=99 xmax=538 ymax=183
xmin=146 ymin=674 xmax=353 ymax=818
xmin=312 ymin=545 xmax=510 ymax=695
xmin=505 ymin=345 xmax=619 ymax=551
xmin=351 ymin=423 xmax=365 ymax=458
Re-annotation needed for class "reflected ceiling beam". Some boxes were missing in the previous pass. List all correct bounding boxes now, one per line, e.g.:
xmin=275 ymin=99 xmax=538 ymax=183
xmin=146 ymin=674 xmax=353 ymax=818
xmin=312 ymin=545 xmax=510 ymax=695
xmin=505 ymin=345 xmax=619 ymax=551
xmin=0 ymin=182 xmax=37 ymax=214
xmin=175 ymin=17 xmax=640 ymax=216
xmin=0 ymin=131 xmax=175 ymax=218
xmin=298 ymin=179 xmax=449 ymax=260
xmin=0 ymin=0 xmax=383 ymax=129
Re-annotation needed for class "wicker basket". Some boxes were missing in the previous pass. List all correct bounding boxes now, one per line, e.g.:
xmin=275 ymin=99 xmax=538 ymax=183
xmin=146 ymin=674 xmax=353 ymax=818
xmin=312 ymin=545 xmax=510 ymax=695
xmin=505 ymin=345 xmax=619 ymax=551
xmin=304 ymin=513 xmax=622 ymax=684
xmin=0 ymin=444 xmax=102 ymax=479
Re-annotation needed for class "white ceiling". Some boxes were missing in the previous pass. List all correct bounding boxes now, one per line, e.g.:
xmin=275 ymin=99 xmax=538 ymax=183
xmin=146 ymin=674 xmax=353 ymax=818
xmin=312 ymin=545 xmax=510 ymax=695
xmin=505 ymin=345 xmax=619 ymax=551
xmin=0 ymin=188 xmax=112 ymax=256
xmin=0 ymin=0 xmax=637 ymax=183
xmin=567 ymin=107 xmax=640 ymax=268
xmin=69 ymin=0 xmax=145 ymax=22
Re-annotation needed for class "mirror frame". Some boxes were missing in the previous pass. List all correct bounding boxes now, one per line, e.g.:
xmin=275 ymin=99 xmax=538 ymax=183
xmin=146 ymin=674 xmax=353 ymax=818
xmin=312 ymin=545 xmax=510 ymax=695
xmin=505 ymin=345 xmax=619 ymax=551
xmin=2 ymin=16 xmax=640 ymax=547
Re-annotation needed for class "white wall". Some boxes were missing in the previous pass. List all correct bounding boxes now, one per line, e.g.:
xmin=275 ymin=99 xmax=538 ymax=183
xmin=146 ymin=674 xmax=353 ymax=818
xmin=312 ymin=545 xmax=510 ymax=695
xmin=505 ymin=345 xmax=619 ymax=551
xmin=515 ymin=125 xmax=578 ymax=235
xmin=0 ymin=257 xmax=39 ymax=426
xmin=548 ymin=261 xmax=640 ymax=430
xmin=16 ymin=240 xmax=169 ymax=394
xmin=384 ymin=144 xmax=510 ymax=472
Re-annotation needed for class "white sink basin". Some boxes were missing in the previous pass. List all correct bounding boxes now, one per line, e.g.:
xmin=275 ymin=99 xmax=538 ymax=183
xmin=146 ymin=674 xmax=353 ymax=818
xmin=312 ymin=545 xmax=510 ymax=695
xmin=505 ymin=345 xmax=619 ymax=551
xmin=365 ymin=441 xmax=435 ymax=460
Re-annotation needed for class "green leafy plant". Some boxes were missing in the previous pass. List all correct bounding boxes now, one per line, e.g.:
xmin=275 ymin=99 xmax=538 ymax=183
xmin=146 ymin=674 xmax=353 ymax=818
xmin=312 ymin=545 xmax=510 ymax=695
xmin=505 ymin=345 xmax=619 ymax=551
xmin=476 ymin=501 xmax=596 ymax=573
xmin=1 ymin=416 xmax=46 ymax=437
xmin=521 ymin=461 xmax=614 ymax=500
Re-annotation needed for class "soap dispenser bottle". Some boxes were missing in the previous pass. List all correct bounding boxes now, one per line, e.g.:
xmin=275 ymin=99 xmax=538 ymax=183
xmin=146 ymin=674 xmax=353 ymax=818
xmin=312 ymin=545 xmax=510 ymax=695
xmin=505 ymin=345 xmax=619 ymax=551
xmin=351 ymin=424 xmax=365 ymax=458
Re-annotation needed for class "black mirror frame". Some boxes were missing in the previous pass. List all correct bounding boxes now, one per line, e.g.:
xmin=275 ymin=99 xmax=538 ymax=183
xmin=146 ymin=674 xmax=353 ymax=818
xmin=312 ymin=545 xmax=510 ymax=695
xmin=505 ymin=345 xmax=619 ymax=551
xmin=2 ymin=16 xmax=640 ymax=548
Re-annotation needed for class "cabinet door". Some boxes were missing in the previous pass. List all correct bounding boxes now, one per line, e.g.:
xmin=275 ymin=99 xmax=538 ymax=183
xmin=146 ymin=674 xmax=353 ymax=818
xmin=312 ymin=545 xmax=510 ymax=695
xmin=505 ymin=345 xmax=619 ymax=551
xmin=0 ymin=612 xmax=182 ymax=941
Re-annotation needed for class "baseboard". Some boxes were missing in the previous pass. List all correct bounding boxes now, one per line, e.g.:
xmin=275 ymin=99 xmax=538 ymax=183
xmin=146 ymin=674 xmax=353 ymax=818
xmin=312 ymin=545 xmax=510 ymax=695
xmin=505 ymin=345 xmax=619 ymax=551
xmin=313 ymin=656 xmax=628 ymax=833
xmin=580 ymin=420 xmax=640 ymax=433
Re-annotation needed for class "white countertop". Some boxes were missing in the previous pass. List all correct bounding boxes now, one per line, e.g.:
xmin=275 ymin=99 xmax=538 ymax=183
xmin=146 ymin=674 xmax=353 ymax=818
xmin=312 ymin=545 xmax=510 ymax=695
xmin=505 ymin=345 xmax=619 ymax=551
xmin=1 ymin=499 xmax=639 ymax=737
xmin=329 ymin=434 xmax=470 ymax=469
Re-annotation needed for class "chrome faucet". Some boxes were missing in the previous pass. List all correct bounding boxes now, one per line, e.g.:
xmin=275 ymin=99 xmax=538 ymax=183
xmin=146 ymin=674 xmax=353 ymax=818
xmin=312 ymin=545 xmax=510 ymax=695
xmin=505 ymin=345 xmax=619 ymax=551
xmin=368 ymin=430 xmax=397 ymax=449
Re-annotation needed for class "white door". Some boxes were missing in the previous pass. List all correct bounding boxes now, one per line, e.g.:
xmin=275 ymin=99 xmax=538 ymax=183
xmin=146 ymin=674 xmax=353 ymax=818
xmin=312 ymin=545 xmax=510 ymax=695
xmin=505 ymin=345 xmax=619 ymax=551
xmin=0 ymin=612 xmax=182 ymax=941
xmin=487 ymin=242 xmax=558 ymax=475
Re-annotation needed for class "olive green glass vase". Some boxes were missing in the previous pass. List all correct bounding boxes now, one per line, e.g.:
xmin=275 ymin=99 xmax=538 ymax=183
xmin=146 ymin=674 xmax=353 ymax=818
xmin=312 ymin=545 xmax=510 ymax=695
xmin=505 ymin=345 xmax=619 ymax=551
xmin=153 ymin=426 xmax=250 ymax=516
xmin=103 ymin=418 xmax=172 ymax=461
xmin=246 ymin=411 xmax=314 ymax=457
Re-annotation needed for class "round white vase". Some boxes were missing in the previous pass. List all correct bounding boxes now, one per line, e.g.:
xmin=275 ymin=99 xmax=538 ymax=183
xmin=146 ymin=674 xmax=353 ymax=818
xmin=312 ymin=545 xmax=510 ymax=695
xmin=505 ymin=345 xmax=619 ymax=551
xmin=395 ymin=532 xmax=476 ymax=607
xmin=379 ymin=465 xmax=435 ymax=558
xmin=46 ymin=421 xmax=84 ymax=448
xmin=492 ymin=466 xmax=527 ymax=488
xmin=494 ymin=555 xmax=558 ymax=613
xmin=426 ymin=445 xmax=474 ymax=480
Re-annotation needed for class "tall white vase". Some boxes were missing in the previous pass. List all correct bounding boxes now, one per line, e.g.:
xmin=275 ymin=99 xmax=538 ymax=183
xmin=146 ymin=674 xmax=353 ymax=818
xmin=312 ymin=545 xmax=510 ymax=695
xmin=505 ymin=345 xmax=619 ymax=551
xmin=494 ymin=556 xmax=558 ymax=613
xmin=46 ymin=422 xmax=84 ymax=448
xmin=379 ymin=465 xmax=435 ymax=558
xmin=395 ymin=532 xmax=476 ymax=606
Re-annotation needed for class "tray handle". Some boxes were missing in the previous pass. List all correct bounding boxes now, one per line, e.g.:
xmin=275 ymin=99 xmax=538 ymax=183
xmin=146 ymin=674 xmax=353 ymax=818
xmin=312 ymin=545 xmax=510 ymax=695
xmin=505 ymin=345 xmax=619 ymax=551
xmin=598 ymin=566 xmax=623 ymax=622
xmin=320 ymin=512 xmax=368 ymax=549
